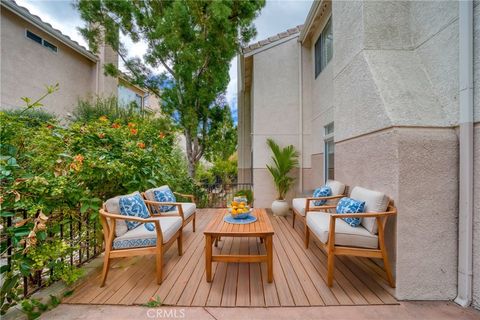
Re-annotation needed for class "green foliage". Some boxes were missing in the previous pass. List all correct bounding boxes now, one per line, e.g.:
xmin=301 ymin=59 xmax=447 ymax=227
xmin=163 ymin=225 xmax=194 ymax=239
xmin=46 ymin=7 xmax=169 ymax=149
xmin=73 ymin=96 xmax=152 ymax=123
xmin=0 ymin=92 xmax=198 ymax=315
xmin=21 ymin=295 xmax=61 ymax=320
xmin=144 ymin=295 xmax=162 ymax=307
xmin=196 ymin=153 xmax=237 ymax=186
xmin=2 ymin=108 xmax=55 ymax=124
xmin=76 ymin=0 xmax=264 ymax=177
xmin=234 ymin=189 xmax=253 ymax=205
xmin=204 ymin=98 xmax=237 ymax=163
xmin=266 ymin=139 xmax=299 ymax=200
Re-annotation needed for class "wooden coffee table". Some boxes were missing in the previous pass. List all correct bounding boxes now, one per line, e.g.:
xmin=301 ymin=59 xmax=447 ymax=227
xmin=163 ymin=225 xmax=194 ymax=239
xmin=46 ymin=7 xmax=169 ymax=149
xmin=204 ymin=208 xmax=274 ymax=283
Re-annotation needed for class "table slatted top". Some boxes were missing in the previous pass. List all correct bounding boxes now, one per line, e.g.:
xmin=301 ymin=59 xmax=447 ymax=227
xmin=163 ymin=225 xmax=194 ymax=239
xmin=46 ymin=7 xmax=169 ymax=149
xmin=204 ymin=208 xmax=274 ymax=236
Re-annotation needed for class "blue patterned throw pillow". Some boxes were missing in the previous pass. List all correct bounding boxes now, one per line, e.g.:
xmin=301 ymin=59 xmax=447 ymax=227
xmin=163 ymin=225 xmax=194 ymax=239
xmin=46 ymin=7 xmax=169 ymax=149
xmin=336 ymin=197 xmax=365 ymax=227
xmin=153 ymin=187 xmax=177 ymax=212
xmin=312 ymin=185 xmax=332 ymax=206
xmin=144 ymin=222 xmax=155 ymax=231
xmin=119 ymin=192 xmax=150 ymax=230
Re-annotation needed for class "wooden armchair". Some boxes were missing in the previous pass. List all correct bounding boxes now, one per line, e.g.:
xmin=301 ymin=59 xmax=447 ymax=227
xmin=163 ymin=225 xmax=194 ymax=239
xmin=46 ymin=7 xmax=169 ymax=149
xmin=305 ymin=186 xmax=397 ymax=288
xmin=143 ymin=187 xmax=197 ymax=232
xmin=99 ymin=196 xmax=183 ymax=287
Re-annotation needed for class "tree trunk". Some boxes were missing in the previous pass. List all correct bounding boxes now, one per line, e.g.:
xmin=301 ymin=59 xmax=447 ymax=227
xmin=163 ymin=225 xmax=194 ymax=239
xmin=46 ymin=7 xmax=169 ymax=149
xmin=185 ymin=131 xmax=197 ymax=179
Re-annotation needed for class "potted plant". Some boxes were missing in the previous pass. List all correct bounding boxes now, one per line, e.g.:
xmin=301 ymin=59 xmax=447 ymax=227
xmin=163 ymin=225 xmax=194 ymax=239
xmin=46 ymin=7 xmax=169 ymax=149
xmin=266 ymin=139 xmax=299 ymax=216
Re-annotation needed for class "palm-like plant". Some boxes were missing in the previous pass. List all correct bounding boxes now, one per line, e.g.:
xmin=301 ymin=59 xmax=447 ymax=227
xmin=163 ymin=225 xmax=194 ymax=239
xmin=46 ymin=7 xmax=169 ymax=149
xmin=266 ymin=139 xmax=299 ymax=200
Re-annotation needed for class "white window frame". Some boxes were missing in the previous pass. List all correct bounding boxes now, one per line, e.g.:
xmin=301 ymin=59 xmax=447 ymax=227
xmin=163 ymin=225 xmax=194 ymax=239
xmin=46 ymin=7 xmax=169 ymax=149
xmin=323 ymin=122 xmax=334 ymax=183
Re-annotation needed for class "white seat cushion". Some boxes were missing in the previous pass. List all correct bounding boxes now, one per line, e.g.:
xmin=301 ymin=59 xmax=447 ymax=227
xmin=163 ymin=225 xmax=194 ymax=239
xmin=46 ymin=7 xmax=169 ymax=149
xmin=292 ymin=198 xmax=307 ymax=216
xmin=306 ymin=212 xmax=378 ymax=249
xmin=112 ymin=216 xmax=182 ymax=249
xmin=350 ymin=187 xmax=389 ymax=234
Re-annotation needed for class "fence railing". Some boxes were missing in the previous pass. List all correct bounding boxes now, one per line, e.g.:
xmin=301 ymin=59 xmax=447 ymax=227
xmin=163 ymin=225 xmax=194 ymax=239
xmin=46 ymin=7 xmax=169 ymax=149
xmin=200 ymin=183 xmax=253 ymax=208
xmin=1 ymin=209 xmax=103 ymax=299
xmin=0 ymin=183 xmax=252 ymax=300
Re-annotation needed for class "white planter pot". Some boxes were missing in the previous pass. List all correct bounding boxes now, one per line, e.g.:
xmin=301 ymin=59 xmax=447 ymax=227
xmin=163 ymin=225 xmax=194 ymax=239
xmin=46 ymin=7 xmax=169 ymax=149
xmin=271 ymin=200 xmax=290 ymax=216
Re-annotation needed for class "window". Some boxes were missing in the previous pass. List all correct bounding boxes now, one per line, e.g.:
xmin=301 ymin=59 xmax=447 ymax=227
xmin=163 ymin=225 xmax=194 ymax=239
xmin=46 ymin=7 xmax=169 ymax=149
xmin=118 ymin=85 xmax=144 ymax=110
xmin=43 ymin=40 xmax=58 ymax=52
xmin=25 ymin=30 xmax=58 ymax=52
xmin=324 ymin=122 xmax=334 ymax=181
xmin=314 ymin=18 xmax=333 ymax=78
xmin=26 ymin=30 xmax=42 ymax=44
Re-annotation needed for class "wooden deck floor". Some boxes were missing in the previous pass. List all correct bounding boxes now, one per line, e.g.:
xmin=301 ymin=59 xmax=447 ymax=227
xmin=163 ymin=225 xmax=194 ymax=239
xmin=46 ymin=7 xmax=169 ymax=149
xmin=64 ymin=209 xmax=397 ymax=307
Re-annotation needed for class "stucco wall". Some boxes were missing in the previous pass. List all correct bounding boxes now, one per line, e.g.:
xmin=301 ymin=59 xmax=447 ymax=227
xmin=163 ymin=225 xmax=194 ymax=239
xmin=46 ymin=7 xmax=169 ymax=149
xmin=0 ymin=10 xmax=97 ymax=117
xmin=332 ymin=0 xmax=460 ymax=300
xmin=251 ymin=38 xmax=301 ymax=208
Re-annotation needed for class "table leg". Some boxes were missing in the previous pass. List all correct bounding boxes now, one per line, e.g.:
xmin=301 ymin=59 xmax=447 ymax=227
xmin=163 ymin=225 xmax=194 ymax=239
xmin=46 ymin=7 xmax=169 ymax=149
xmin=266 ymin=235 xmax=273 ymax=283
xmin=205 ymin=235 xmax=212 ymax=282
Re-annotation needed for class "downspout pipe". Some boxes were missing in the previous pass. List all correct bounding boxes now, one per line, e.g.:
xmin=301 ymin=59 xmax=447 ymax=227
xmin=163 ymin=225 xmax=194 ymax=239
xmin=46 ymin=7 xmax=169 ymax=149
xmin=298 ymin=40 xmax=304 ymax=195
xmin=455 ymin=0 xmax=474 ymax=308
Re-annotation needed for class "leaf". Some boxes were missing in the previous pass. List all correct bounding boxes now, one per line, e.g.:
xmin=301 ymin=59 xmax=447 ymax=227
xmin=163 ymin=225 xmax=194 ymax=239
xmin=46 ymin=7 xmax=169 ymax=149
xmin=19 ymin=261 xmax=32 ymax=277
xmin=62 ymin=290 xmax=74 ymax=297
xmin=0 ymin=211 xmax=15 ymax=217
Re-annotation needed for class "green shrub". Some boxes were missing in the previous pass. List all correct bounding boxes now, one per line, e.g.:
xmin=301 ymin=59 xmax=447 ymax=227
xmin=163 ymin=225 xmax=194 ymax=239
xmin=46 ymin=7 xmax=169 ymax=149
xmin=0 ymin=93 xmax=199 ymax=315
xmin=73 ymin=96 xmax=153 ymax=123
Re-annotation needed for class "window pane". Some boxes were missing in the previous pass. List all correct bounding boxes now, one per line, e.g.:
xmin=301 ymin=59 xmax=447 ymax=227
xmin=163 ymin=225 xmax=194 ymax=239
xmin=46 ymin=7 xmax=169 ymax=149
xmin=43 ymin=40 xmax=57 ymax=52
xmin=325 ymin=122 xmax=334 ymax=135
xmin=26 ymin=30 xmax=42 ymax=44
xmin=314 ymin=37 xmax=321 ymax=77
xmin=321 ymin=18 xmax=333 ymax=71
xmin=326 ymin=139 xmax=335 ymax=180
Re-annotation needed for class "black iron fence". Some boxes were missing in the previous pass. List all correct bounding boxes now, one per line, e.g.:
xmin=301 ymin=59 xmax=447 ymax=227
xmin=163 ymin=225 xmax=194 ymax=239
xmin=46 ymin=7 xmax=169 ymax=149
xmin=200 ymin=183 xmax=253 ymax=208
xmin=1 ymin=209 xmax=103 ymax=299
xmin=0 ymin=183 xmax=252 ymax=300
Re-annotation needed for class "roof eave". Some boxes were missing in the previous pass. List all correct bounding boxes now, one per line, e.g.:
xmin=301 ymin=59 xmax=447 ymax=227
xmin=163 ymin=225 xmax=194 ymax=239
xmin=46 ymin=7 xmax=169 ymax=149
xmin=299 ymin=0 xmax=323 ymax=43
xmin=1 ymin=0 xmax=98 ymax=62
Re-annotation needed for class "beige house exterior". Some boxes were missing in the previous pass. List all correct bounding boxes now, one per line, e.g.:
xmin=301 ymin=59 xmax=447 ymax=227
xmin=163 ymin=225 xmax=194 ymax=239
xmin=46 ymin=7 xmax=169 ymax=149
xmin=0 ymin=0 xmax=159 ymax=117
xmin=238 ymin=0 xmax=479 ymax=309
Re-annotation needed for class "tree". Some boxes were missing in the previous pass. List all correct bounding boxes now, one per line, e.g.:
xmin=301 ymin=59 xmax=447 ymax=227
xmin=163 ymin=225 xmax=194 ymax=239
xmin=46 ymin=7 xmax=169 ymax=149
xmin=76 ymin=0 xmax=265 ymax=178
xmin=204 ymin=95 xmax=237 ymax=163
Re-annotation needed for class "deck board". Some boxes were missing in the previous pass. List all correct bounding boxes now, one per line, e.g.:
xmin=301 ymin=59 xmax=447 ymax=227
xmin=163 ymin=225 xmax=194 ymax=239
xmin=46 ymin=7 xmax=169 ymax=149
xmin=64 ymin=209 xmax=397 ymax=307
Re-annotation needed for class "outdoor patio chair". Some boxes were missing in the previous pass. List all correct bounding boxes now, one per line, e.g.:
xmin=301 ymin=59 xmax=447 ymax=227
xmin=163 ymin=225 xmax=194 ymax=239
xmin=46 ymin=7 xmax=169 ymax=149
xmin=99 ymin=191 xmax=183 ymax=287
xmin=292 ymin=180 xmax=346 ymax=237
xmin=142 ymin=186 xmax=197 ymax=232
xmin=305 ymin=186 xmax=397 ymax=287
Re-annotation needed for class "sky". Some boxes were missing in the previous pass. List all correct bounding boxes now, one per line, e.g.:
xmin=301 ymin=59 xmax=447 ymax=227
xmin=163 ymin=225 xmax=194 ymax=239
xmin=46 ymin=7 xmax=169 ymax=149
xmin=16 ymin=0 xmax=313 ymax=122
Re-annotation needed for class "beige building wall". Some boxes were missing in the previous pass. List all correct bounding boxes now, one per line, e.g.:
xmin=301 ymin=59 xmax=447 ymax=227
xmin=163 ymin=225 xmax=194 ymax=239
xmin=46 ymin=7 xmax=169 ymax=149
xmin=0 ymin=7 xmax=119 ymax=118
xmin=250 ymin=37 xmax=301 ymax=208
xmin=0 ymin=10 xmax=97 ymax=117
xmin=239 ymin=0 xmax=479 ymax=304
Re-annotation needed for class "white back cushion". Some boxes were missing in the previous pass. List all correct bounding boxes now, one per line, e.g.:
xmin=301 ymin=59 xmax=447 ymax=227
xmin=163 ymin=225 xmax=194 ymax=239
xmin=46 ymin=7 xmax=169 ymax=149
xmin=144 ymin=185 xmax=171 ymax=201
xmin=350 ymin=186 xmax=389 ymax=234
xmin=326 ymin=180 xmax=346 ymax=196
xmin=105 ymin=192 xmax=142 ymax=237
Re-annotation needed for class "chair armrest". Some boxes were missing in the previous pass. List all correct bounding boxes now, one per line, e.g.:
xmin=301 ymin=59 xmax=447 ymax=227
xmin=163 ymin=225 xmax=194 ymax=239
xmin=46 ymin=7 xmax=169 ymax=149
xmin=173 ymin=191 xmax=195 ymax=203
xmin=329 ymin=210 xmax=397 ymax=219
xmin=305 ymin=194 xmax=344 ymax=202
xmin=305 ymin=195 xmax=344 ymax=212
xmin=100 ymin=209 xmax=161 ymax=223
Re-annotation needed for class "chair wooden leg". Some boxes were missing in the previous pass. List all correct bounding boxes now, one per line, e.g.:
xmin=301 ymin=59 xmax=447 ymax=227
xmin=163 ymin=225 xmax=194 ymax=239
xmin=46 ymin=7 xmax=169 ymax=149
xmin=292 ymin=211 xmax=296 ymax=228
xmin=382 ymin=248 xmax=395 ymax=288
xmin=177 ymin=232 xmax=183 ymax=256
xmin=156 ymin=246 xmax=163 ymax=285
xmin=327 ymin=252 xmax=335 ymax=287
xmin=304 ymin=225 xmax=310 ymax=249
xmin=192 ymin=213 xmax=196 ymax=232
xmin=100 ymin=253 xmax=110 ymax=287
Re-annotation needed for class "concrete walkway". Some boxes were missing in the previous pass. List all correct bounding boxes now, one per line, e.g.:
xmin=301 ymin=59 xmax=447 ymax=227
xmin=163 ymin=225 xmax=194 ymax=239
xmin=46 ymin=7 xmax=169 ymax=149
xmin=41 ymin=301 xmax=479 ymax=320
